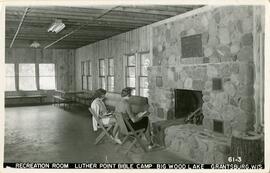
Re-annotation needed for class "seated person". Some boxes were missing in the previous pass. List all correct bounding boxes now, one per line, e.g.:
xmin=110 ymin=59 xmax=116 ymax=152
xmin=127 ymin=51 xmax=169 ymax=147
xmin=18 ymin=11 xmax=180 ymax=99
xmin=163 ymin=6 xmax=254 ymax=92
xmin=90 ymin=88 xmax=121 ymax=144
xmin=115 ymin=87 xmax=154 ymax=149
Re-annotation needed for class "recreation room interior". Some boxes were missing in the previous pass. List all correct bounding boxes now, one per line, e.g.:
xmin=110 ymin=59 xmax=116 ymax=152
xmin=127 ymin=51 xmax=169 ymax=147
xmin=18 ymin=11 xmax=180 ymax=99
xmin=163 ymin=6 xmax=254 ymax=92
xmin=4 ymin=4 xmax=265 ymax=164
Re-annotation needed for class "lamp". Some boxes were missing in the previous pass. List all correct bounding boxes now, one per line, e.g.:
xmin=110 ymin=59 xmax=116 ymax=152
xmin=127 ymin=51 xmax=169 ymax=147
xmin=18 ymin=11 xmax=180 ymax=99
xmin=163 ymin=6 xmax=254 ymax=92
xmin=30 ymin=41 xmax=40 ymax=48
xmin=48 ymin=19 xmax=65 ymax=33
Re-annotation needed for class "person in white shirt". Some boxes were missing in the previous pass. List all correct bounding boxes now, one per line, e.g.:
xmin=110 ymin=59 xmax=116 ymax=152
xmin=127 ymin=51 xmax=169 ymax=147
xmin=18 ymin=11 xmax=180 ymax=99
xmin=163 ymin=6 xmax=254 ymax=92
xmin=90 ymin=88 xmax=121 ymax=144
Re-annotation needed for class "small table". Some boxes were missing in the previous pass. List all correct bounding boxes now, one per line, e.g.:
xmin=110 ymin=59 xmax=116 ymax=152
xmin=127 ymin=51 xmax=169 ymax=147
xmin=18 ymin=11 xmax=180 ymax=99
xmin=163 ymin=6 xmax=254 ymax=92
xmin=53 ymin=90 xmax=84 ymax=109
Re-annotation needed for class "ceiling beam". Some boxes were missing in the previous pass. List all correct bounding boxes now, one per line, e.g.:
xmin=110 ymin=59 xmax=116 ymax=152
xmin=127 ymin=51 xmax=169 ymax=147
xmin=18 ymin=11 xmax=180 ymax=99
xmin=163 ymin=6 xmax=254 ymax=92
xmin=9 ymin=7 xmax=29 ymax=48
xmin=44 ymin=6 xmax=119 ymax=49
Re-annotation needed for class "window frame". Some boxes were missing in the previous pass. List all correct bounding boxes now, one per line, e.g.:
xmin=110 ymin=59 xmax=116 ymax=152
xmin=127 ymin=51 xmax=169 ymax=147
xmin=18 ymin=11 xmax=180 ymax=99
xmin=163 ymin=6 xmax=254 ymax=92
xmin=138 ymin=52 xmax=150 ymax=97
xmin=39 ymin=63 xmax=56 ymax=90
xmin=86 ymin=60 xmax=92 ymax=90
xmin=125 ymin=54 xmax=136 ymax=95
xmin=107 ymin=58 xmax=114 ymax=92
xmin=124 ymin=51 xmax=150 ymax=97
xmin=98 ymin=59 xmax=106 ymax=90
xmin=5 ymin=63 xmax=16 ymax=91
xmin=18 ymin=63 xmax=37 ymax=91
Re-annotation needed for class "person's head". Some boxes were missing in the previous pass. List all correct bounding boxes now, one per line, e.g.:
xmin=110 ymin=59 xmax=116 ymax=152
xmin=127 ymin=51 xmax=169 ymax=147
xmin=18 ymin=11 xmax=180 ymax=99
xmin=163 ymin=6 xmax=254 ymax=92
xmin=121 ymin=87 xmax=133 ymax=98
xmin=95 ymin=88 xmax=107 ymax=99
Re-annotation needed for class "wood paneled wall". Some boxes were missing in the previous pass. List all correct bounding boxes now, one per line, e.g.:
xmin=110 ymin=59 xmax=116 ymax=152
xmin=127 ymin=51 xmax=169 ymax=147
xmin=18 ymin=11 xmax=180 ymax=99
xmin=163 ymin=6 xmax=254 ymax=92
xmin=75 ymin=25 xmax=151 ymax=93
xmin=5 ymin=48 xmax=75 ymax=93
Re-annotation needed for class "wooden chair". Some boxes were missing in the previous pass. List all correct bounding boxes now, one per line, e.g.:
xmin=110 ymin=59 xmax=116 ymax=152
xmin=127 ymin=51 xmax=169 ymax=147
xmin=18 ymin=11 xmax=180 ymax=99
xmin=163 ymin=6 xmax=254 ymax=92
xmin=88 ymin=108 xmax=114 ymax=145
xmin=114 ymin=112 xmax=147 ymax=154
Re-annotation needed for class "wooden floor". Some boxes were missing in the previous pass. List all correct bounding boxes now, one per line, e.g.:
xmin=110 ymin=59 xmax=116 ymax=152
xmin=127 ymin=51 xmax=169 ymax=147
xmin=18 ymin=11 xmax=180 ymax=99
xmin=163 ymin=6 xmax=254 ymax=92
xmin=4 ymin=105 xmax=190 ymax=163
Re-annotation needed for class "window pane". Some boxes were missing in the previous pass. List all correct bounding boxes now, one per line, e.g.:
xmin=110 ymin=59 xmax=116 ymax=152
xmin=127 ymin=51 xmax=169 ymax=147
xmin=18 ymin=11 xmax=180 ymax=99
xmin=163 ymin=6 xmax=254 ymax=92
xmin=108 ymin=59 xmax=114 ymax=75
xmin=100 ymin=77 xmax=105 ymax=89
xmin=140 ymin=77 xmax=149 ymax=88
xmin=127 ymin=67 xmax=136 ymax=77
xmin=84 ymin=61 xmax=88 ymax=75
xmin=5 ymin=77 xmax=16 ymax=91
xmin=87 ymin=76 xmax=92 ymax=90
xmin=128 ymin=55 xmax=136 ymax=65
xmin=6 ymin=64 xmax=15 ymax=76
xmin=81 ymin=62 xmax=84 ymax=75
xmin=141 ymin=53 xmax=150 ymax=66
xmin=108 ymin=76 xmax=114 ymax=92
xmin=99 ymin=59 xmax=105 ymax=76
xmin=140 ymin=66 xmax=148 ymax=76
xmin=82 ymin=76 xmax=87 ymax=90
xmin=88 ymin=61 xmax=92 ymax=75
xmin=19 ymin=64 xmax=35 ymax=76
xmin=5 ymin=64 xmax=16 ymax=91
xmin=140 ymin=89 xmax=149 ymax=97
xmin=127 ymin=77 xmax=135 ymax=87
xmin=39 ymin=64 xmax=55 ymax=76
xmin=131 ymin=89 xmax=136 ymax=95
xmin=40 ymin=77 xmax=56 ymax=90
xmin=19 ymin=77 xmax=37 ymax=90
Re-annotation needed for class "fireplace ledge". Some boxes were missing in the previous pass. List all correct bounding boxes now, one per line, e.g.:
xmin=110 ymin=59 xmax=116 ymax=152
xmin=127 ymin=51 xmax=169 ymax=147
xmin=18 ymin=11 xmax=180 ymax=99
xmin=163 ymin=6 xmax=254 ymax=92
xmin=164 ymin=124 xmax=230 ymax=164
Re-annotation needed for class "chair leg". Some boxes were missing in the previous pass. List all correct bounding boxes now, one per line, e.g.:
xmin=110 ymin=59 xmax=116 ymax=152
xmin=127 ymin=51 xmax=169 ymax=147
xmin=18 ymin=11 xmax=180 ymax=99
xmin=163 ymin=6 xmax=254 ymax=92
xmin=95 ymin=126 xmax=113 ymax=145
xmin=125 ymin=138 xmax=137 ymax=155
xmin=133 ymin=132 xmax=147 ymax=152
xmin=116 ymin=135 xmax=129 ymax=152
xmin=95 ymin=131 xmax=106 ymax=145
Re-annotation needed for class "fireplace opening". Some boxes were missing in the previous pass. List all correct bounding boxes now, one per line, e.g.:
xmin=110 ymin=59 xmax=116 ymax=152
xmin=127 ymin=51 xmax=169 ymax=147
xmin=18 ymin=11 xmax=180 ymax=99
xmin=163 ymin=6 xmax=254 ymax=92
xmin=175 ymin=89 xmax=203 ymax=120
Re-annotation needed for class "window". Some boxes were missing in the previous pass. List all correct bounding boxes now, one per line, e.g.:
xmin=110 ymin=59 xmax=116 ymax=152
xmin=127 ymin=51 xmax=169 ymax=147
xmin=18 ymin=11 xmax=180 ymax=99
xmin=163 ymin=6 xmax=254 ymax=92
xmin=139 ymin=53 xmax=150 ymax=97
xmin=99 ymin=59 xmax=106 ymax=89
xmin=19 ymin=64 xmax=37 ymax=90
xmin=39 ymin=64 xmax=56 ymax=90
xmin=107 ymin=58 xmax=114 ymax=92
xmin=87 ymin=60 xmax=92 ymax=90
xmin=125 ymin=52 xmax=150 ymax=97
xmin=126 ymin=55 xmax=136 ymax=95
xmin=81 ymin=61 xmax=87 ymax=90
xmin=5 ymin=64 xmax=16 ymax=91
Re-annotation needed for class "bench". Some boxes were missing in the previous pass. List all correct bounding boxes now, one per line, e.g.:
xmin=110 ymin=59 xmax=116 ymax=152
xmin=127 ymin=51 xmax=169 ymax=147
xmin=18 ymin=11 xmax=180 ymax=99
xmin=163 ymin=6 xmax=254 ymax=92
xmin=5 ymin=95 xmax=47 ymax=104
xmin=53 ymin=95 xmax=74 ymax=109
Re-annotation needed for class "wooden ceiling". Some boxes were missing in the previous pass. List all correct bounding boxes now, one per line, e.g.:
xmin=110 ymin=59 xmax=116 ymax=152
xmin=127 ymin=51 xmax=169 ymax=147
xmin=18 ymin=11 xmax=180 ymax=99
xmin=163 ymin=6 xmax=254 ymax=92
xmin=6 ymin=5 xmax=202 ymax=49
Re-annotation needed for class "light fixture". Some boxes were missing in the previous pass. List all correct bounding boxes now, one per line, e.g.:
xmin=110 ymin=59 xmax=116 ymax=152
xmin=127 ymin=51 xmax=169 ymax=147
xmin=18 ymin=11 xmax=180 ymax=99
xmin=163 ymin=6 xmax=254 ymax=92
xmin=30 ymin=41 xmax=40 ymax=48
xmin=48 ymin=19 xmax=65 ymax=33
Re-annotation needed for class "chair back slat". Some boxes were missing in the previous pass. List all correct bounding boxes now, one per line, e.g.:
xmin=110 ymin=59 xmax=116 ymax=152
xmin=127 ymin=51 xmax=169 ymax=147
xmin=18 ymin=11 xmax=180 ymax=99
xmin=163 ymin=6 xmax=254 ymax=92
xmin=114 ymin=113 xmax=129 ymax=135
xmin=89 ymin=108 xmax=100 ymax=123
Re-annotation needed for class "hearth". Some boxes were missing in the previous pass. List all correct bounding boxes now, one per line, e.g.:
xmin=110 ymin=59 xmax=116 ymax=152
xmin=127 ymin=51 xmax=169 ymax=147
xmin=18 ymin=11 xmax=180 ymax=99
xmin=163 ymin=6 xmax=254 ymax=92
xmin=174 ymin=89 xmax=203 ymax=120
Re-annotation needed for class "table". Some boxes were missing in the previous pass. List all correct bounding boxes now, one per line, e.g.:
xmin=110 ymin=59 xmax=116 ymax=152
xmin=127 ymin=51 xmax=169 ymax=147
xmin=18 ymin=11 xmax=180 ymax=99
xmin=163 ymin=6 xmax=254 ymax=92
xmin=53 ymin=90 xmax=84 ymax=109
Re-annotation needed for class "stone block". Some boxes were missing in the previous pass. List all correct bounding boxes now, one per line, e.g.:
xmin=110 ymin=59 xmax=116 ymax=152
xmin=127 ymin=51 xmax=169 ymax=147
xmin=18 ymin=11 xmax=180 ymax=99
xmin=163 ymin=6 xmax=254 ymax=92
xmin=237 ymin=46 xmax=253 ymax=62
xmin=157 ymin=107 xmax=165 ymax=119
xmin=241 ymin=33 xmax=253 ymax=46
xmin=240 ymin=97 xmax=255 ymax=113
xmin=242 ymin=17 xmax=253 ymax=33
xmin=203 ymin=57 xmax=210 ymax=63
xmin=204 ymin=47 xmax=213 ymax=57
xmin=203 ymin=118 xmax=213 ymax=131
xmin=218 ymin=27 xmax=231 ymax=45
xmin=214 ymin=11 xmax=221 ymax=23
xmin=184 ymin=78 xmax=193 ymax=89
xmin=230 ymin=42 xmax=241 ymax=54
xmin=156 ymin=76 xmax=163 ymax=87
xmin=192 ymin=80 xmax=205 ymax=90
xmin=207 ymin=65 xmax=218 ymax=78
xmin=239 ymin=62 xmax=254 ymax=85
xmin=223 ymin=82 xmax=236 ymax=97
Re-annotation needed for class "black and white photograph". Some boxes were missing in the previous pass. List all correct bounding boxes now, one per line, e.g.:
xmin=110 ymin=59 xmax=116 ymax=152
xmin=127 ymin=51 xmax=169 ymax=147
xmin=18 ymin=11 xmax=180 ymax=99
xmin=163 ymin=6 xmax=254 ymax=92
xmin=1 ymin=0 xmax=268 ymax=171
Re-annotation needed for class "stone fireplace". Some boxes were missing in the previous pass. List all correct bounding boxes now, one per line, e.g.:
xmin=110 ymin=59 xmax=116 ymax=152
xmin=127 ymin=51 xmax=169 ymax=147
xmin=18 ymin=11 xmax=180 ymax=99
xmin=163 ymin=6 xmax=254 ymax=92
xmin=147 ymin=6 xmax=263 ymax=163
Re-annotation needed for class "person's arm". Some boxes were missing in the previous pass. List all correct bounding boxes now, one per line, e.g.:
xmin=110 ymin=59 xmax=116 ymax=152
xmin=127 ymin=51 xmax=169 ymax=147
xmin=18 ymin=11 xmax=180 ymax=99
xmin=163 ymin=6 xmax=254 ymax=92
xmin=125 ymin=102 xmax=143 ymax=123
